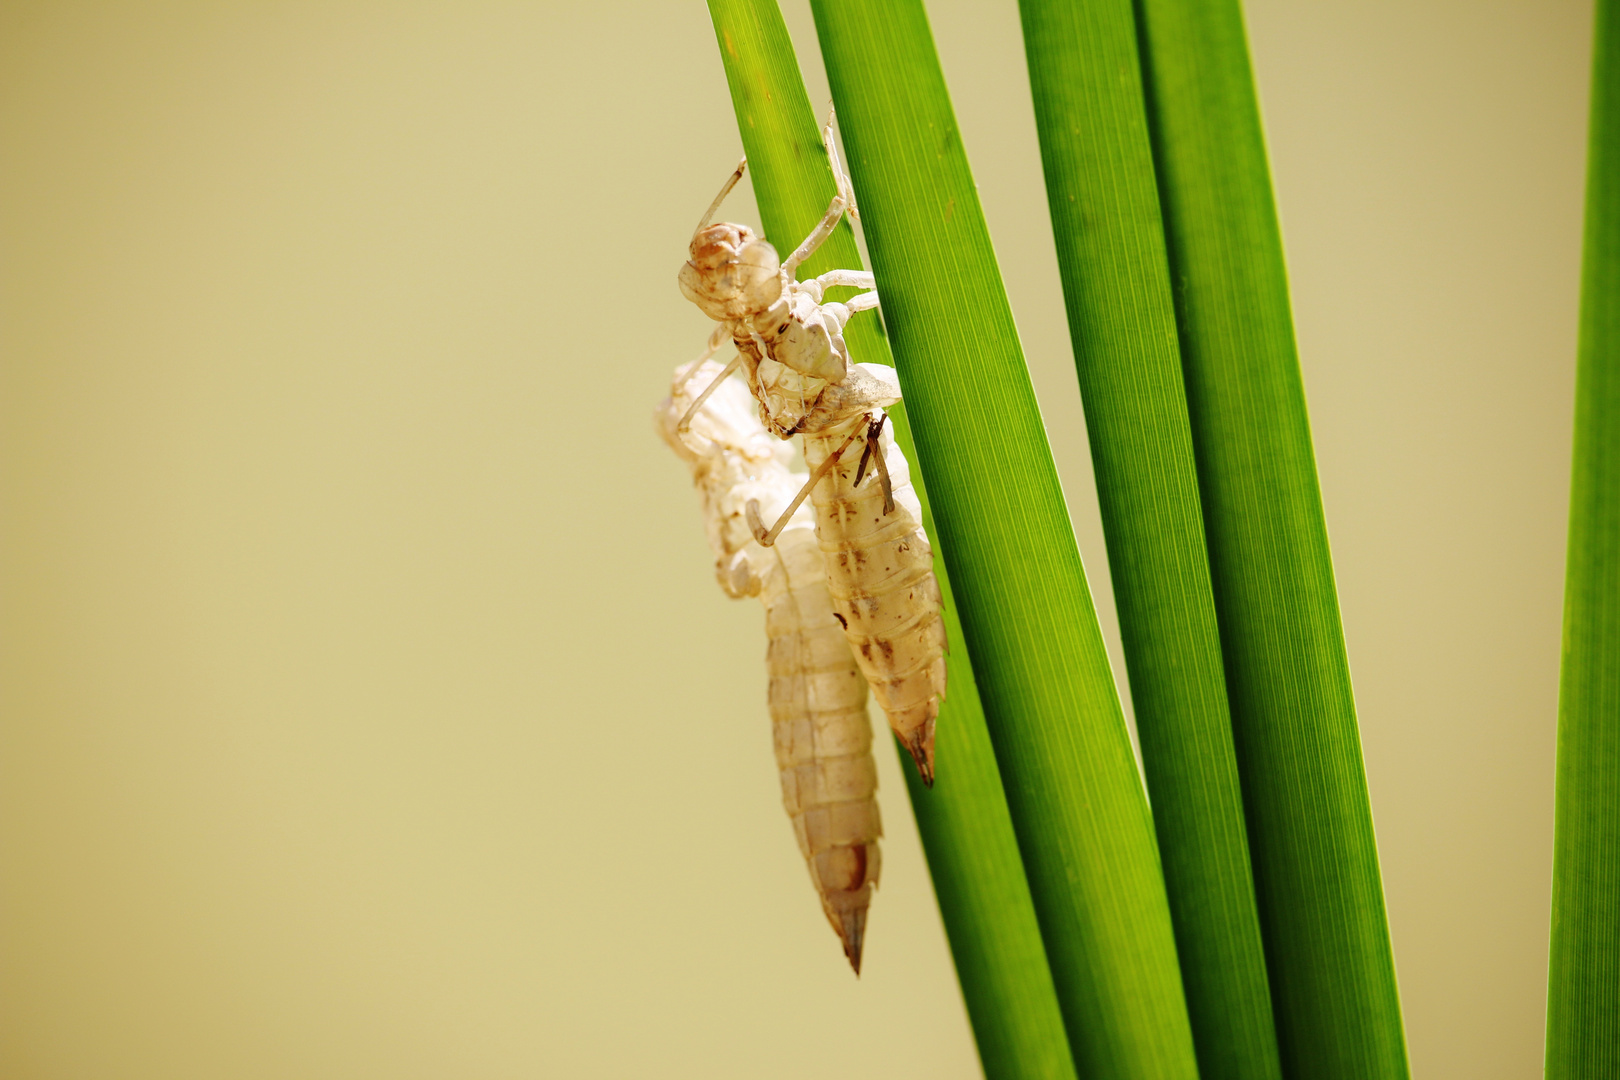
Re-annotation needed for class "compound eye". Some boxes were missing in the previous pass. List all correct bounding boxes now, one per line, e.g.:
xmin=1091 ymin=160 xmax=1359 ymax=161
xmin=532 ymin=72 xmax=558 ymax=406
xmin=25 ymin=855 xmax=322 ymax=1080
xmin=710 ymin=238 xmax=778 ymax=314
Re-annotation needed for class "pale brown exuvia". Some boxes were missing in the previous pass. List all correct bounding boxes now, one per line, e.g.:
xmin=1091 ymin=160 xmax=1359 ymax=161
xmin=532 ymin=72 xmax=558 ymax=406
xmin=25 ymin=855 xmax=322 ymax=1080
xmin=657 ymin=364 xmax=882 ymax=974
xmin=672 ymin=111 xmax=947 ymax=786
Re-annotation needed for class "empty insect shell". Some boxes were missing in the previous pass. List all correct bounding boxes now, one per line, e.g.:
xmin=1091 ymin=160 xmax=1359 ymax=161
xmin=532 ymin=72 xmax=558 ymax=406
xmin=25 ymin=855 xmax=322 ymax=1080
xmin=656 ymin=362 xmax=882 ymax=972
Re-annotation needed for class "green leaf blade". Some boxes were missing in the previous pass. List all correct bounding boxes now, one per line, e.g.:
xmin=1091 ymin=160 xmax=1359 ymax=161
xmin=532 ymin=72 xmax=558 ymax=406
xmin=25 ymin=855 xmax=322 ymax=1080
xmin=1019 ymin=2 xmax=1281 ymax=1077
xmin=1134 ymin=1 xmax=1410 ymax=1076
xmin=810 ymin=1 xmax=1200 ymax=1075
xmin=703 ymin=4 xmax=1077 ymax=1076
xmin=1546 ymin=2 xmax=1620 ymax=1076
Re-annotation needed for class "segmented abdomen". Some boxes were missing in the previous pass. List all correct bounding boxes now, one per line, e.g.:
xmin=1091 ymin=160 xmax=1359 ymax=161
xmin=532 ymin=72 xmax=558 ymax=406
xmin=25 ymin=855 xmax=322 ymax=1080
xmin=656 ymin=365 xmax=881 ymax=972
xmin=803 ymin=413 xmax=948 ymax=784
xmin=762 ymin=525 xmax=881 ymax=971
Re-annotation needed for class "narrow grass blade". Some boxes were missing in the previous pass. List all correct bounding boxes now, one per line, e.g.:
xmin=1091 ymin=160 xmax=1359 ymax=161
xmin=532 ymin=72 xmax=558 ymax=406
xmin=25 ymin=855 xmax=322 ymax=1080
xmin=1133 ymin=1 xmax=1409 ymax=1076
xmin=809 ymin=2 xmax=1199 ymax=1075
xmin=703 ymin=3 xmax=1076 ymax=1075
xmin=1546 ymin=2 xmax=1620 ymax=1075
xmin=1018 ymin=2 xmax=1280 ymax=1077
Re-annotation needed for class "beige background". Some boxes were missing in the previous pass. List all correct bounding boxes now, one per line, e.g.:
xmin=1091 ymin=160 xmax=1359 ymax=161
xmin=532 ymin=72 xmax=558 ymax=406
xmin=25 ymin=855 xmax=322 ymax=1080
xmin=0 ymin=1 xmax=1591 ymax=1076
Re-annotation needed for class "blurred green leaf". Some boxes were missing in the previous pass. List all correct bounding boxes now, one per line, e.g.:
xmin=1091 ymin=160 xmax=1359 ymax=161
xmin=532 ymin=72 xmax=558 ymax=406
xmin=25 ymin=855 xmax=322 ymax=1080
xmin=1135 ymin=0 xmax=1409 ymax=1075
xmin=703 ymin=3 xmax=1075 ymax=1076
xmin=1546 ymin=2 xmax=1620 ymax=1076
xmin=1019 ymin=1 xmax=1280 ymax=1076
xmin=809 ymin=0 xmax=1200 ymax=1075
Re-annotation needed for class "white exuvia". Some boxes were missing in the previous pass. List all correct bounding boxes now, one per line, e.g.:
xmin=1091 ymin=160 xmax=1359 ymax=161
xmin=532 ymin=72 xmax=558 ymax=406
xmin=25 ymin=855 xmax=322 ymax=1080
xmin=656 ymin=362 xmax=881 ymax=974
xmin=673 ymin=113 xmax=948 ymax=782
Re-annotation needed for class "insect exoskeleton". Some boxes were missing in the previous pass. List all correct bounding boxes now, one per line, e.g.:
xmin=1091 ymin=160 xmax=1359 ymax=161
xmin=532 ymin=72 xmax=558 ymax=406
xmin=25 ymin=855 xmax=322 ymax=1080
xmin=674 ymin=113 xmax=880 ymax=440
xmin=655 ymin=361 xmax=882 ymax=974
xmin=673 ymin=114 xmax=949 ymax=785
xmin=766 ymin=372 xmax=950 ymax=787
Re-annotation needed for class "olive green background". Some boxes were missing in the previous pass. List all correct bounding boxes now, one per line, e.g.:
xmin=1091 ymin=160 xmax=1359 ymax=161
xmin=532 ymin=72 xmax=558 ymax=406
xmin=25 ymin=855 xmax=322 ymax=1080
xmin=0 ymin=1 xmax=1590 ymax=1076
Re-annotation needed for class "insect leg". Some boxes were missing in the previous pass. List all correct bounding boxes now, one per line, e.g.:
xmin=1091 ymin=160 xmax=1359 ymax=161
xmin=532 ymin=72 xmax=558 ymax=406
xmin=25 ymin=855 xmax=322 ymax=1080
xmin=823 ymin=105 xmax=859 ymax=224
xmin=781 ymin=105 xmax=863 ymax=278
xmin=782 ymin=192 xmax=849 ymax=279
xmin=812 ymin=292 xmax=882 ymax=375
xmin=853 ymin=414 xmax=877 ymax=486
xmin=868 ymin=417 xmax=896 ymax=515
xmin=853 ymin=414 xmax=896 ymax=514
xmin=803 ymin=269 xmax=876 ymax=301
xmin=816 ymin=291 xmax=881 ymax=345
xmin=695 ymin=157 xmax=747 ymax=235
xmin=844 ymin=289 xmax=881 ymax=314
xmin=675 ymin=352 xmax=743 ymax=434
xmin=746 ymin=427 xmax=863 ymax=547
xmin=673 ymin=324 xmax=729 ymax=388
